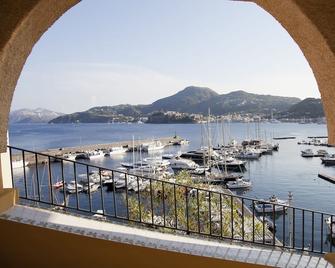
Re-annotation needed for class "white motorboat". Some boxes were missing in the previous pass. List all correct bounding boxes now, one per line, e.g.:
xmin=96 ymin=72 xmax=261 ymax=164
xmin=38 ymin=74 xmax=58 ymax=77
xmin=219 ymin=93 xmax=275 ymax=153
xmin=169 ymin=157 xmax=199 ymax=170
xmin=11 ymin=160 xmax=29 ymax=169
xmin=143 ymin=157 xmax=170 ymax=169
xmin=317 ymin=149 xmax=328 ymax=157
xmin=141 ymin=140 xmax=165 ymax=152
xmin=87 ymin=150 xmax=105 ymax=160
xmin=301 ymin=149 xmax=314 ymax=157
xmin=63 ymin=181 xmax=83 ymax=194
xmin=254 ymin=195 xmax=289 ymax=213
xmin=216 ymin=158 xmax=246 ymax=170
xmin=63 ymin=153 xmax=76 ymax=161
xmin=237 ymin=149 xmax=260 ymax=160
xmin=321 ymin=154 xmax=335 ymax=165
xmin=226 ymin=178 xmax=252 ymax=189
xmin=173 ymin=139 xmax=190 ymax=145
xmin=106 ymin=146 xmax=127 ymax=156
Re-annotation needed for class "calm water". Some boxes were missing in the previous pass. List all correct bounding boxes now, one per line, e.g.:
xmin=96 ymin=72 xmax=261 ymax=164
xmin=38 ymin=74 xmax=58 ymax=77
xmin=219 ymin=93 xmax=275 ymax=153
xmin=8 ymin=122 xmax=335 ymax=250
xmin=9 ymin=122 xmax=335 ymax=210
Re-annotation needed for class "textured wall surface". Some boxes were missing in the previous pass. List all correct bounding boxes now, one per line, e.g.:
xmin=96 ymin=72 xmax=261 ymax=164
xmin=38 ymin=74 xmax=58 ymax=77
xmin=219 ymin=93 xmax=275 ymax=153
xmin=0 ymin=0 xmax=334 ymax=154
xmin=249 ymin=0 xmax=335 ymax=143
xmin=0 ymin=0 xmax=79 ymax=152
xmin=0 ymin=219 xmax=267 ymax=268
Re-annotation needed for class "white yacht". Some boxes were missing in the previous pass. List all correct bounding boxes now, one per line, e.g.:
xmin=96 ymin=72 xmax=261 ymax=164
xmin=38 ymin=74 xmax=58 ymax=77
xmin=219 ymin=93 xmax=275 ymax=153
xmin=321 ymin=154 xmax=335 ymax=165
xmin=173 ymin=139 xmax=190 ymax=145
xmin=141 ymin=140 xmax=165 ymax=152
xmin=106 ymin=146 xmax=127 ymax=156
xmin=301 ymin=149 xmax=314 ymax=157
xmin=87 ymin=150 xmax=105 ymax=160
xmin=64 ymin=181 xmax=83 ymax=194
xmin=169 ymin=157 xmax=199 ymax=170
xmin=254 ymin=195 xmax=289 ymax=213
xmin=143 ymin=157 xmax=170 ymax=169
xmin=236 ymin=149 xmax=260 ymax=160
xmin=226 ymin=178 xmax=252 ymax=189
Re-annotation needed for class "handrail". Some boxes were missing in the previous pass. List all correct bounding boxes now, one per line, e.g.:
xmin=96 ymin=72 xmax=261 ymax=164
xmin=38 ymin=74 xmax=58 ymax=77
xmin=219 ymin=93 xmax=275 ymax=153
xmin=7 ymin=145 xmax=335 ymax=254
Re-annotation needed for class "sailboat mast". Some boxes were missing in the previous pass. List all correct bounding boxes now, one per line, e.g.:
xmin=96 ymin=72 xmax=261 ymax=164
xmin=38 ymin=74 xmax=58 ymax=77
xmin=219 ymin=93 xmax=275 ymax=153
xmin=132 ymin=135 xmax=135 ymax=167
xmin=221 ymin=118 xmax=227 ymax=175
xmin=207 ymin=108 xmax=211 ymax=167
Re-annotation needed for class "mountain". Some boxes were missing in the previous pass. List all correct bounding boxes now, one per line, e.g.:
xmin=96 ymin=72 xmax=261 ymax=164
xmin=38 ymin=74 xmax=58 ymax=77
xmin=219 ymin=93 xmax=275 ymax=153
xmin=280 ymin=98 xmax=324 ymax=118
xmin=192 ymin=90 xmax=301 ymax=115
xmin=49 ymin=86 xmax=304 ymax=123
xmin=143 ymin=86 xmax=219 ymax=113
xmin=49 ymin=105 xmax=145 ymax=123
xmin=10 ymin=108 xmax=64 ymax=123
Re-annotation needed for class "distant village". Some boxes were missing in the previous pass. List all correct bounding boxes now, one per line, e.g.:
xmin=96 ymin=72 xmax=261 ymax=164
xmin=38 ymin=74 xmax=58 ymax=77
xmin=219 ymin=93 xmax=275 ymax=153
xmin=108 ymin=110 xmax=327 ymax=125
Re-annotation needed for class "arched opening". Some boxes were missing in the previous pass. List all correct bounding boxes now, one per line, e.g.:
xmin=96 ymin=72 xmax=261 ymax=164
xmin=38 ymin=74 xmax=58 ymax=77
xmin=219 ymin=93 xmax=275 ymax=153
xmin=1 ymin=0 xmax=334 ymax=154
xmin=1 ymin=1 xmax=335 ymax=266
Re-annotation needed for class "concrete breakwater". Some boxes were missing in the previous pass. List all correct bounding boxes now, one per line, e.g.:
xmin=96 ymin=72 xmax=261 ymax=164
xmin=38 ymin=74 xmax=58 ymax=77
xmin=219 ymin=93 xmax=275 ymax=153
xmin=11 ymin=136 xmax=184 ymax=164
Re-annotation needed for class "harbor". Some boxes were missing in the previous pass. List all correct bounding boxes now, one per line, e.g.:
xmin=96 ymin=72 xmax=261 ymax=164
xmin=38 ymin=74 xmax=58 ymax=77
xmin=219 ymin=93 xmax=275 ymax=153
xmin=9 ymin=122 xmax=335 ymax=252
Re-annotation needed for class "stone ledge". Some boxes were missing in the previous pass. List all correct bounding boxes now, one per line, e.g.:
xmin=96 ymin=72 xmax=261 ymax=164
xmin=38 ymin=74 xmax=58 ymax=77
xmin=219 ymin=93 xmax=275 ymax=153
xmin=0 ymin=205 xmax=332 ymax=268
xmin=0 ymin=188 xmax=17 ymax=213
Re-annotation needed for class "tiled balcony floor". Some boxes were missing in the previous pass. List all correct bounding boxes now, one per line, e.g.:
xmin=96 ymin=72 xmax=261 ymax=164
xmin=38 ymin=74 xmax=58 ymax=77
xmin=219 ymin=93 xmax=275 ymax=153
xmin=0 ymin=205 xmax=332 ymax=268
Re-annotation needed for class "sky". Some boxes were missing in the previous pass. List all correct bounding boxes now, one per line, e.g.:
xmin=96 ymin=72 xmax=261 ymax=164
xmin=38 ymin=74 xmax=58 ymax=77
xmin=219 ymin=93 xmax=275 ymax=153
xmin=12 ymin=0 xmax=319 ymax=113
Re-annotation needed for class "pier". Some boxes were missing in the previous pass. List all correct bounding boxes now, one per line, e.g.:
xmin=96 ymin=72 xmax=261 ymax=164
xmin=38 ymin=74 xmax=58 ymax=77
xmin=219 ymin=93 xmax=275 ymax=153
xmin=318 ymin=173 xmax=335 ymax=184
xmin=11 ymin=136 xmax=183 ymax=164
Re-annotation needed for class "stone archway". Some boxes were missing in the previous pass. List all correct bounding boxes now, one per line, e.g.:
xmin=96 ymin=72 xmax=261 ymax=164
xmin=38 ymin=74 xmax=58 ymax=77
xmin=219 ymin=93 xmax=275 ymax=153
xmin=0 ymin=0 xmax=334 ymax=154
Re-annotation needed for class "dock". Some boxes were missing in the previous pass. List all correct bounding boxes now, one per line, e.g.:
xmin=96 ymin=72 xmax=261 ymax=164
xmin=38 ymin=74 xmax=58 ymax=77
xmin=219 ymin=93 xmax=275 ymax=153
xmin=11 ymin=136 xmax=184 ymax=164
xmin=318 ymin=173 xmax=335 ymax=184
xmin=273 ymin=136 xmax=296 ymax=140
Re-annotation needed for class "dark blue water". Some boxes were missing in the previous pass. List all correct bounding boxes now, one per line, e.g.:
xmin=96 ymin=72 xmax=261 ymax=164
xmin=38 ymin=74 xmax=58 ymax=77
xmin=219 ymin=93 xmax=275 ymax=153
xmin=8 ymin=122 xmax=335 ymax=251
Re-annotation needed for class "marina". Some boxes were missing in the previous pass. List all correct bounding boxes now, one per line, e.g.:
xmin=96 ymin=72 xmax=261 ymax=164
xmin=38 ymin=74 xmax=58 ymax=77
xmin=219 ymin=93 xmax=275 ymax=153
xmin=8 ymin=122 xmax=335 ymax=252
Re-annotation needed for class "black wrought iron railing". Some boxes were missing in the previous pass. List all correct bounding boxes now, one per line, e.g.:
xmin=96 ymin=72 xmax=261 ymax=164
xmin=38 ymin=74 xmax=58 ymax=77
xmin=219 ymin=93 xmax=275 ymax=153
xmin=8 ymin=145 xmax=335 ymax=254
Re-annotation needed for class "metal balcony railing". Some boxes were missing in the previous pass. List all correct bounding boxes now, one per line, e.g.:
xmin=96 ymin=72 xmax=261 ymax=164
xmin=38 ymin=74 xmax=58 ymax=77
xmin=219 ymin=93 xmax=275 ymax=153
xmin=8 ymin=145 xmax=335 ymax=254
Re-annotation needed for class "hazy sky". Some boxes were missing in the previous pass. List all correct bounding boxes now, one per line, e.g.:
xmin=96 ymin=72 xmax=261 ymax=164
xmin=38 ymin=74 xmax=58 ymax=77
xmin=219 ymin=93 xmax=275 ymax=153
xmin=12 ymin=0 xmax=319 ymax=113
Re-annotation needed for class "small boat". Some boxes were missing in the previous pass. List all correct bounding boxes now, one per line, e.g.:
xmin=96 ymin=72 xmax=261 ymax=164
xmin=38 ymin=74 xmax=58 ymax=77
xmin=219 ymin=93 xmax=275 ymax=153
xmin=87 ymin=150 xmax=105 ymax=160
xmin=63 ymin=181 xmax=83 ymax=194
xmin=169 ymin=157 xmax=199 ymax=170
xmin=106 ymin=146 xmax=127 ymax=156
xmin=52 ymin=181 xmax=64 ymax=189
xmin=316 ymin=149 xmax=328 ymax=157
xmin=141 ymin=140 xmax=165 ymax=152
xmin=216 ymin=158 xmax=247 ymax=171
xmin=63 ymin=153 xmax=76 ymax=161
xmin=226 ymin=178 xmax=252 ymax=189
xmin=301 ymin=149 xmax=314 ymax=157
xmin=12 ymin=160 xmax=29 ymax=169
xmin=321 ymin=155 xmax=335 ymax=165
xmin=236 ymin=149 xmax=260 ymax=160
xmin=254 ymin=195 xmax=289 ymax=213
xmin=173 ymin=139 xmax=190 ymax=145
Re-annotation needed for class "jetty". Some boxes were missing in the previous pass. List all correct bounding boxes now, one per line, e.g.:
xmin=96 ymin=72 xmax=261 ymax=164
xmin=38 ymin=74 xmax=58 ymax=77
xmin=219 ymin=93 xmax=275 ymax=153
xmin=318 ymin=173 xmax=335 ymax=184
xmin=273 ymin=136 xmax=296 ymax=140
xmin=11 ymin=136 xmax=184 ymax=164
